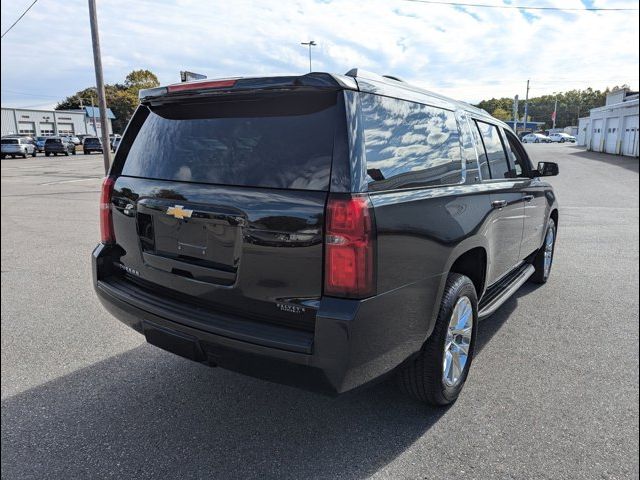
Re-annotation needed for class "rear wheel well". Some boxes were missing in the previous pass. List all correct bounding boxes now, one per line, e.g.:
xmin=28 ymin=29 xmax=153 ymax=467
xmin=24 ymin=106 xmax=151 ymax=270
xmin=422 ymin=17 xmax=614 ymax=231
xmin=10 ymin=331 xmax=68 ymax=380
xmin=449 ymin=248 xmax=487 ymax=298
xmin=550 ymin=209 xmax=559 ymax=227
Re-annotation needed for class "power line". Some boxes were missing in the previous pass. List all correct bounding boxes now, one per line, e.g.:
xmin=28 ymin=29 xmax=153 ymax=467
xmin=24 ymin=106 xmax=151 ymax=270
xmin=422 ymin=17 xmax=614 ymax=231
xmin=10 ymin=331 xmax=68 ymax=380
xmin=400 ymin=0 xmax=639 ymax=11
xmin=1 ymin=89 xmax=60 ymax=98
xmin=1 ymin=0 xmax=39 ymax=39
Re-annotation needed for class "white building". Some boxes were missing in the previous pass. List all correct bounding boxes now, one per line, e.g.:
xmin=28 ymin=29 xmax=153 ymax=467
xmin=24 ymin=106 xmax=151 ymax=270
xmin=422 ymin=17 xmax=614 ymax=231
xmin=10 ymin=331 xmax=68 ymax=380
xmin=1 ymin=106 xmax=115 ymax=138
xmin=578 ymin=88 xmax=639 ymax=157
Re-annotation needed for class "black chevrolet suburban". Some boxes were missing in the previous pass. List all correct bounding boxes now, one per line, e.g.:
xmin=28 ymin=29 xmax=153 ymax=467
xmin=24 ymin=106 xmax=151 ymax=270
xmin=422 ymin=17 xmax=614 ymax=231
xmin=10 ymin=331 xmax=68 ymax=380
xmin=93 ymin=70 xmax=559 ymax=406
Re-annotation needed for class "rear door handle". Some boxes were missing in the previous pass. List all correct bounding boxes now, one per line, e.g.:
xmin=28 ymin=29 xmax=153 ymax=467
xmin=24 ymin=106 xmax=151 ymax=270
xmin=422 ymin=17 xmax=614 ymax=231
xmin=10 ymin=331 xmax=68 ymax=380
xmin=491 ymin=200 xmax=508 ymax=209
xmin=523 ymin=195 xmax=534 ymax=203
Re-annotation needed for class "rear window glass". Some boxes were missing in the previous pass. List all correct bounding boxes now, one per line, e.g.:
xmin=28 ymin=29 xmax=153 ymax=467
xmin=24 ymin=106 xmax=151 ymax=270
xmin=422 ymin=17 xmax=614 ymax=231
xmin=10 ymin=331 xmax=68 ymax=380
xmin=45 ymin=138 xmax=62 ymax=144
xmin=1 ymin=139 xmax=19 ymax=144
xmin=360 ymin=93 xmax=463 ymax=191
xmin=85 ymin=138 xmax=100 ymax=144
xmin=120 ymin=92 xmax=338 ymax=191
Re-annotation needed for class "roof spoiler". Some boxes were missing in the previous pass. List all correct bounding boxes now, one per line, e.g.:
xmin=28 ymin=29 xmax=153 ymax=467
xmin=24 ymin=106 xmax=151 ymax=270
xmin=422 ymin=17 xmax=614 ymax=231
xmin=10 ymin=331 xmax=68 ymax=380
xmin=139 ymin=73 xmax=357 ymax=102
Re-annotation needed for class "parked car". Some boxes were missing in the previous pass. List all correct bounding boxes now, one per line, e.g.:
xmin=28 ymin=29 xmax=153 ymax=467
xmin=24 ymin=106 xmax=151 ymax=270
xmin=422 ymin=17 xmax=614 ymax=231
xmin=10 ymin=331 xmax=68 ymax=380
xmin=35 ymin=136 xmax=48 ymax=152
xmin=522 ymin=133 xmax=552 ymax=143
xmin=109 ymin=134 xmax=121 ymax=151
xmin=1 ymin=137 xmax=36 ymax=158
xmin=44 ymin=137 xmax=76 ymax=156
xmin=83 ymin=137 xmax=103 ymax=154
xmin=111 ymin=136 xmax=122 ymax=152
xmin=69 ymin=136 xmax=81 ymax=146
xmin=549 ymin=132 xmax=576 ymax=143
xmin=93 ymin=70 xmax=559 ymax=406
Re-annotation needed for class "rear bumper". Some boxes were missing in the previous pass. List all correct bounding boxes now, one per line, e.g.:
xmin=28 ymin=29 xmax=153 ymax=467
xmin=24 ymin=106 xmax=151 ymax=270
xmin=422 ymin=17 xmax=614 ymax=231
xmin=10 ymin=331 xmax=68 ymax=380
xmin=84 ymin=147 xmax=103 ymax=152
xmin=93 ymin=243 xmax=427 ymax=394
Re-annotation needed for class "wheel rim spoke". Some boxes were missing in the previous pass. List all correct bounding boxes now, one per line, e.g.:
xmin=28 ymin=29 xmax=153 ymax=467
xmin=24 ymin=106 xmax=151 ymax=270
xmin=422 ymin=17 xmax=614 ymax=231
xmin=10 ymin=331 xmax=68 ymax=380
xmin=442 ymin=296 xmax=474 ymax=388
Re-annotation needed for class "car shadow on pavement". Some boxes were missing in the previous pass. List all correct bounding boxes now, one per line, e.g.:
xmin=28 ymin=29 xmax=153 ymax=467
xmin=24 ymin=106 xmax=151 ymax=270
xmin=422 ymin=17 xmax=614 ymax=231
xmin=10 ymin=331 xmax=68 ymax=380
xmin=1 ymin=287 xmax=529 ymax=480
xmin=566 ymin=146 xmax=639 ymax=174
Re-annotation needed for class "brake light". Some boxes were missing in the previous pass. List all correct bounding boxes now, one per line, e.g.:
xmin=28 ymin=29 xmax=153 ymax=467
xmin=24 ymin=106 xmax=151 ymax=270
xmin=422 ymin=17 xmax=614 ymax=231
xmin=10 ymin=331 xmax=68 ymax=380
xmin=100 ymin=176 xmax=116 ymax=244
xmin=324 ymin=195 xmax=376 ymax=298
xmin=166 ymin=79 xmax=236 ymax=93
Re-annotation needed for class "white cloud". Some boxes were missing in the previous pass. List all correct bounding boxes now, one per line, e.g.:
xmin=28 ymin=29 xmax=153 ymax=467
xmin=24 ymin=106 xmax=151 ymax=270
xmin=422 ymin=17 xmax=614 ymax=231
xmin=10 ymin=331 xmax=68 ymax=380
xmin=1 ymin=0 xmax=638 ymax=109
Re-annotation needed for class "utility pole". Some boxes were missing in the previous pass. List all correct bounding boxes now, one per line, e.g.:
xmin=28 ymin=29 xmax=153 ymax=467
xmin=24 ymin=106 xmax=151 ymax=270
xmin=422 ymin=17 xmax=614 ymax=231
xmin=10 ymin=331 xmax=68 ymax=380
xmin=90 ymin=96 xmax=97 ymax=136
xmin=523 ymin=79 xmax=530 ymax=132
xmin=513 ymin=95 xmax=519 ymax=133
xmin=300 ymin=40 xmax=317 ymax=73
xmin=552 ymin=94 xmax=558 ymax=130
xmin=88 ymin=0 xmax=111 ymax=174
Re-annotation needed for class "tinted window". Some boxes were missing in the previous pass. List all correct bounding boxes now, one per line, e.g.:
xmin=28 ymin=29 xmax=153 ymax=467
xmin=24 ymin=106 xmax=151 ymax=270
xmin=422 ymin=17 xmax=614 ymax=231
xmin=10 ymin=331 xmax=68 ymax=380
xmin=121 ymin=92 xmax=337 ymax=191
xmin=45 ymin=138 xmax=62 ymax=144
xmin=456 ymin=113 xmax=481 ymax=183
xmin=1 ymin=139 xmax=19 ymax=144
xmin=469 ymin=121 xmax=491 ymax=180
xmin=85 ymin=138 xmax=101 ymax=144
xmin=504 ymin=130 xmax=529 ymax=177
xmin=360 ymin=93 xmax=463 ymax=191
xmin=475 ymin=121 xmax=510 ymax=180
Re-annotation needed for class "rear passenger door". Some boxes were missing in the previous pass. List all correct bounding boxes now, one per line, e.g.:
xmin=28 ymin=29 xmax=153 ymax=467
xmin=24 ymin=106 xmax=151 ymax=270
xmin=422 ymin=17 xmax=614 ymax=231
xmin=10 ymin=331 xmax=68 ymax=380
xmin=472 ymin=120 xmax=525 ymax=284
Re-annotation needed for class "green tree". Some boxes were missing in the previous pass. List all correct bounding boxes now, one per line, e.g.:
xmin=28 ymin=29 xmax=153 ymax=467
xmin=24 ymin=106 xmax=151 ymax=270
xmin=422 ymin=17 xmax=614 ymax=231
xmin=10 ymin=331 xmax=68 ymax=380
xmin=124 ymin=69 xmax=159 ymax=90
xmin=475 ymin=87 xmax=609 ymax=129
xmin=491 ymin=107 xmax=512 ymax=121
xmin=55 ymin=69 xmax=160 ymax=133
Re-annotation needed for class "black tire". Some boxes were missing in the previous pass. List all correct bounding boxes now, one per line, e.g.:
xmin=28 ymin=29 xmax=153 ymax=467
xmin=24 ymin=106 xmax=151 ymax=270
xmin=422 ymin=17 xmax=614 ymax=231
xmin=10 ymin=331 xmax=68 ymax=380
xmin=22 ymin=152 xmax=28 ymax=159
xmin=531 ymin=218 xmax=557 ymax=284
xmin=32 ymin=150 xmax=37 ymax=157
xmin=84 ymin=150 xmax=89 ymax=155
xmin=45 ymin=152 xmax=50 ymax=157
xmin=397 ymin=273 xmax=478 ymax=406
xmin=72 ymin=149 xmax=76 ymax=155
xmin=64 ymin=151 xmax=69 ymax=156
xmin=0 ymin=154 xmax=5 ymax=159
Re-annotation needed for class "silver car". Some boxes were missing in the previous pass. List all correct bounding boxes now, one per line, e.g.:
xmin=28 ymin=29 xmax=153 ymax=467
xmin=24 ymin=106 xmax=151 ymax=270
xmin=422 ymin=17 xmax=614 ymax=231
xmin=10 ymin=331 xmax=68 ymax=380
xmin=1 ymin=137 xmax=36 ymax=158
xmin=522 ymin=133 xmax=552 ymax=144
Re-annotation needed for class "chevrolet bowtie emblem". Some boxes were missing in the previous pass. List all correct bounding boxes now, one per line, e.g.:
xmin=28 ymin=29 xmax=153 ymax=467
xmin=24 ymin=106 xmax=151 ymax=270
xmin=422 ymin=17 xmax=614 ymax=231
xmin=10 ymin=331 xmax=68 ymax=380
xmin=166 ymin=205 xmax=193 ymax=219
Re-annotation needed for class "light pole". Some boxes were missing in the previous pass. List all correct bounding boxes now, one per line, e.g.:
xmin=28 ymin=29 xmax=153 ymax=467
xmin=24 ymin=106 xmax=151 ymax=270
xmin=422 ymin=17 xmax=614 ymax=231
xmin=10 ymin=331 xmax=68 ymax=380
xmin=300 ymin=40 xmax=317 ymax=73
xmin=523 ymin=79 xmax=530 ymax=133
xmin=88 ymin=0 xmax=111 ymax=174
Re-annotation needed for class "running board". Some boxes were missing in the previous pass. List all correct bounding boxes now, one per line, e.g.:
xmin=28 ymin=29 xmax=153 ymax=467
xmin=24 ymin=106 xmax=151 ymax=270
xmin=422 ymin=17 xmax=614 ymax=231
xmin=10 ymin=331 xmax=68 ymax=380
xmin=478 ymin=264 xmax=535 ymax=319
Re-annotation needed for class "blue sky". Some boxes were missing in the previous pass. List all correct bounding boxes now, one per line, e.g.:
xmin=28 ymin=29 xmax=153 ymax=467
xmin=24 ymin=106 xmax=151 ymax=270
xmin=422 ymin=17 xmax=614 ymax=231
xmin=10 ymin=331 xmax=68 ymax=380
xmin=1 ymin=0 xmax=638 ymax=109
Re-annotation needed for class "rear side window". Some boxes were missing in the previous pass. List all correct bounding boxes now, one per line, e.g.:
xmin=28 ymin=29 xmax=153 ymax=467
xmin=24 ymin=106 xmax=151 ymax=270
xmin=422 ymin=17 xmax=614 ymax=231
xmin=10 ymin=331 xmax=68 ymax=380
xmin=1 ymin=139 xmax=19 ymax=144
xmin=120 ymin=92 xmax=338 ymax=191
xmin=360 ymin=93 xmax=463 ymax=191
xmin=475 ymin=121 xmax=510 ymax=180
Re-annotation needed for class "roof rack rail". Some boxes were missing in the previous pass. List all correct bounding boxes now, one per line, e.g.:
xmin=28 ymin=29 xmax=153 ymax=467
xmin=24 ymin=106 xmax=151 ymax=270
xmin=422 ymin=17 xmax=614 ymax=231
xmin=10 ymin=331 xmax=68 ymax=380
xmin=382 ymin=75 xmax=405 ymax=82
xmin=345 ymin=68 xmax=406 ymax=84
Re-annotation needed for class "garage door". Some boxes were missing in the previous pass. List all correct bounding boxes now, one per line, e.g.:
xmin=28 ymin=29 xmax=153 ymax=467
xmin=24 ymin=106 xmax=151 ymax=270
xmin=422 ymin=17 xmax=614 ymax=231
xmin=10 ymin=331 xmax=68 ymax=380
xmin=605 ymin=118 xmax=619 ymax=154
xmin=18 ymin=122 xmax=35 ymax=136
xmin=40 ymin=122 xmax=55 ymax=136
xmin=622 ymin=115 xmax=639 ymax=157
xmin=591 ymin=119 xmax=603 ymax=151
xmin=57 ymin=123 xmax=74 ymax=135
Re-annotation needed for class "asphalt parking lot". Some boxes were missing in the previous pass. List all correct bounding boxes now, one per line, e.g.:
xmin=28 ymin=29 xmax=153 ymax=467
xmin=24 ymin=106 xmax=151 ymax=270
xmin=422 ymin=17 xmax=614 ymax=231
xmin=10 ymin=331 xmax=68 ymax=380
xmin=1 ymin=144 xmax=638 ymax=479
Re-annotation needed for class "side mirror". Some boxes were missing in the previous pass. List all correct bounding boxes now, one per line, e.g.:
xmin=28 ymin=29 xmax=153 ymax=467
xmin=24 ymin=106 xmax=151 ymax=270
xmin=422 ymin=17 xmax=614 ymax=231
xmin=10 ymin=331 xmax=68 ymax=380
xmin=533 ymin=161 xmax=559 ymax=177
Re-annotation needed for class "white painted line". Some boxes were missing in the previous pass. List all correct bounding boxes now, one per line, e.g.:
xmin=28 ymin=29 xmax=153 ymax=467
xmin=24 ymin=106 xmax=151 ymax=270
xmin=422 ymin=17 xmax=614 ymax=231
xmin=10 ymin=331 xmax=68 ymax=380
xmin=39 ymin=177 xmax=101 ymax=186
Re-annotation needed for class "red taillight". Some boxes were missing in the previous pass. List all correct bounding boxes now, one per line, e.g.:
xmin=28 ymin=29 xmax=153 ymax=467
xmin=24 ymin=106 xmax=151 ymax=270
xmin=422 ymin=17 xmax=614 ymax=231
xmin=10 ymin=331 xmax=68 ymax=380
xmin=100 ymin=176 xmax=116 ymax=244
xmin=324 ymin=194 xmax=376 ymax=299
xmin=167 ymin=79 xmax=236 ymax=93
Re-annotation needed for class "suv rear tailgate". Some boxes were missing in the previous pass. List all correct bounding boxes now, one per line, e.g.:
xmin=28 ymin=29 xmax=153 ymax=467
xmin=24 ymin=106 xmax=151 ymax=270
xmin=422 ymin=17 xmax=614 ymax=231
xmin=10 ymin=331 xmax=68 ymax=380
xmin=107 ymin=90 xmax=344 ymax=333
